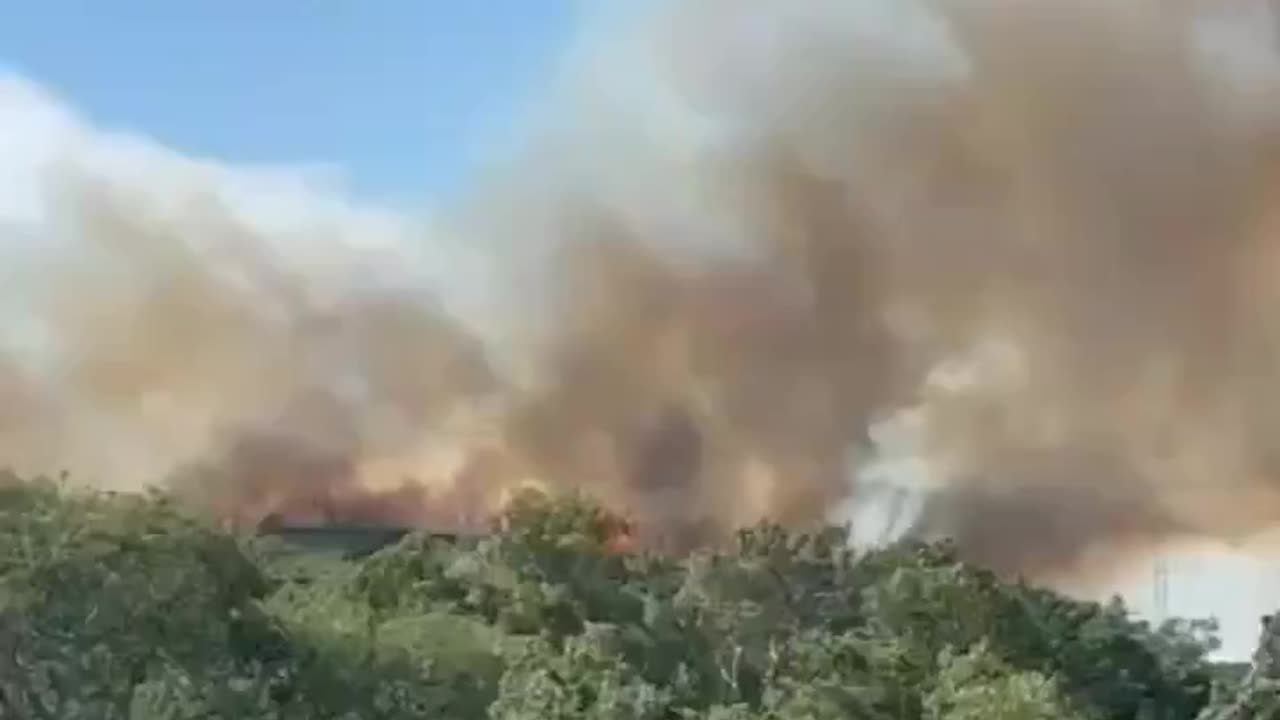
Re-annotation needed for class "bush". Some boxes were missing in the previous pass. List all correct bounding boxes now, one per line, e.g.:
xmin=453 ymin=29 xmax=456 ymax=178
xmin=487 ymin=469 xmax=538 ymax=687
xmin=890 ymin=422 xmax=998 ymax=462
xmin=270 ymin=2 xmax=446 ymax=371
xmin=0 ymin=475 xmax=1239 ymax=719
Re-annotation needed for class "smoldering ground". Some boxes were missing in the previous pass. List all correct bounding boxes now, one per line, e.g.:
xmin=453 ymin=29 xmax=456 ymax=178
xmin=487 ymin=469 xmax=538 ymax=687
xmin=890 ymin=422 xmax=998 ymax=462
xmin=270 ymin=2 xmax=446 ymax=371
xmin=4 ymin=0 xmax=1280 ymax=585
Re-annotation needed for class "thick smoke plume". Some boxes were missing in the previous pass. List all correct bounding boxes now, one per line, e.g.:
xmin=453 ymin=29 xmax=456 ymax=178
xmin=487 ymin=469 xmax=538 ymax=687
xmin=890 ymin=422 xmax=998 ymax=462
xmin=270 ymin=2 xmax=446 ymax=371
xmin=5 ymin=0 xmax=1280 ymax=584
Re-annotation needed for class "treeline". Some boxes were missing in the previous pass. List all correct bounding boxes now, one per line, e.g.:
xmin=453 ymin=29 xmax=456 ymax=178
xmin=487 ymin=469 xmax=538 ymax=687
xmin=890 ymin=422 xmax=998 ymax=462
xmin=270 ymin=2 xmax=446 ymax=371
xmin=0 ymin=474 xmax=1267 ymax=719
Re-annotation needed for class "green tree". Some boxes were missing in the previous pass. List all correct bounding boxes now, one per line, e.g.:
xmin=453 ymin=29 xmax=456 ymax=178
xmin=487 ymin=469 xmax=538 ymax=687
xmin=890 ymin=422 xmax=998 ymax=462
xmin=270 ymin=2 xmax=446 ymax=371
xmin=0 ymin=475 xmax=1241 ymax=720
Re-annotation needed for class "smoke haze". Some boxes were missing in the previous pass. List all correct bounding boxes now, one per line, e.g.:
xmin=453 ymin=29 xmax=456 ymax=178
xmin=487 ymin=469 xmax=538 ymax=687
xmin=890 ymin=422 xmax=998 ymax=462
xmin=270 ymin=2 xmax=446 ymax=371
xmin=5 ymin=0 xmax=1280 ymax=634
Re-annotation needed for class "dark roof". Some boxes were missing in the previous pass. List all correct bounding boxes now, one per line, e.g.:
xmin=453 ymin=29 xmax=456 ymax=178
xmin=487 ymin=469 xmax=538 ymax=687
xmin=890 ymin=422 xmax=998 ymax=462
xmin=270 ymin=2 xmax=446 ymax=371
xmin=259 ymin=525 xmax=419 ymax=558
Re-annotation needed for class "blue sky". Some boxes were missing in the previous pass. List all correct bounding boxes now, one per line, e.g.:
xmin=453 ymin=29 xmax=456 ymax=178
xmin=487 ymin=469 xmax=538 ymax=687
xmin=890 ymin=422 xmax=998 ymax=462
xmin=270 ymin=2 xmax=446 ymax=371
xmin=0 ymin=1 xmax=581 ymax=204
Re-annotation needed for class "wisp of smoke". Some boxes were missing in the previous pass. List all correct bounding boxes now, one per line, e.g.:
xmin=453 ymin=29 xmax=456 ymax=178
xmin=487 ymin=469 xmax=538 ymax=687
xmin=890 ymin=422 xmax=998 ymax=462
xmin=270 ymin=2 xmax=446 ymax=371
xmin=5 ymin=0 xmax=1280 ymax=591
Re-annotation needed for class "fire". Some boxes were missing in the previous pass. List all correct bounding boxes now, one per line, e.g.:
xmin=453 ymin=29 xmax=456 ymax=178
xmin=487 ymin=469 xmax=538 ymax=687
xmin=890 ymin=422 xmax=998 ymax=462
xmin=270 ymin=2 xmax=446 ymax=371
xmin=602 ymin=514 xmax=638 ymax=555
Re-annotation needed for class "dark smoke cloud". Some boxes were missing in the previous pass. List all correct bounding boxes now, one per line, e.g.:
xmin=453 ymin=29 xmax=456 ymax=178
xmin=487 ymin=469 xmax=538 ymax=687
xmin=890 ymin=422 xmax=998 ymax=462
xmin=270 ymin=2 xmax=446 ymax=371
xmin=5 ymin=0 xmax=1280 ymax=585
xmin=473 ymin=0 xmax=1280 ymax=574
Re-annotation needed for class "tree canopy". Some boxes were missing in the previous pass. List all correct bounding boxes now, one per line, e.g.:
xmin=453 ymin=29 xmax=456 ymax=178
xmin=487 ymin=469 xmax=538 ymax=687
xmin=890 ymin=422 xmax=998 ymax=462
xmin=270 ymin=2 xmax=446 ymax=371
xmin=0 ymin=474 xmax=1262 ymax=719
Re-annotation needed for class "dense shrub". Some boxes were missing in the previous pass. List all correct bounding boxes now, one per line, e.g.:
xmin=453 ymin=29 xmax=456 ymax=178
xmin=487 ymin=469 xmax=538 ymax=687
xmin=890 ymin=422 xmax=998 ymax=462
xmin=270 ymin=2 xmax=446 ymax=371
xmin=0 ymin=477 xmax=1244 ymax=719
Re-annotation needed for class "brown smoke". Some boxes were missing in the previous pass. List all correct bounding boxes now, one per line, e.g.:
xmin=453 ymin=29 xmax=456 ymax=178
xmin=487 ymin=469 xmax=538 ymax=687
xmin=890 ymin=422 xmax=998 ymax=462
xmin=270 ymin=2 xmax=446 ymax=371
xmin=6 ymin=0 xmax=1280 ymax=582
xmin=0 ymin=162 xmax=501 ymax=526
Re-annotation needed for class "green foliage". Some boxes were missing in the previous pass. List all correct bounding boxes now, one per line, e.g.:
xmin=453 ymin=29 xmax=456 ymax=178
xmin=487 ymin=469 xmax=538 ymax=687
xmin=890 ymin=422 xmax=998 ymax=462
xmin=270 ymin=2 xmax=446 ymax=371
xmin=1206 ymin=616 xmax=1280 ymax=720
xmin=0 ymin=474 xmax=1250 ymax=720
xmin=491 ymin=627 xmax=673 ymax=720
xmin=0 ymin=475 xmax=284 ymax=718
xmin=925 ymin=642 xmax=1084 ymax=720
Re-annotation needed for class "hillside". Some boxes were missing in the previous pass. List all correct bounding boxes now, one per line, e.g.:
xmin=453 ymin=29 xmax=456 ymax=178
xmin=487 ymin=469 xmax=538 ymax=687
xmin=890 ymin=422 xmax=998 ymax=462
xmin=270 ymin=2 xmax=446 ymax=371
xmin=0 ymin=475 xmax=1265 ymax=719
